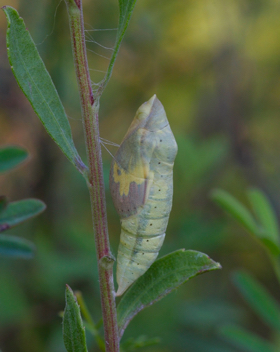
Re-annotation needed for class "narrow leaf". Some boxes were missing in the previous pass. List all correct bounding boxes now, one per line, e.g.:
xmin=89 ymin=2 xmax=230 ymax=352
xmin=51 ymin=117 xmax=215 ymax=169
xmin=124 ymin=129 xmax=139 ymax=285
xmin=247 ymin=189 xmax=279 ymax=244
xmin=0 ymin=196 xmax=8 ymax=214
xmin=0 ymin=234 xmax=35 ymax=259
xmin=117 ymin=249 xmax=221 ymax=337
xmin=63 ymin=285 xmax=88 ymax=352
xmin=211 ymin=189 xmax=259 ymax=235
xmin=259 ymin=237 xmax=280 ymax=257
xmin=0 ymin=199 xmax=46 ymax=232
xmin=118 ymin=0 xmax=138 ymax=35
xmin=0 ymin=146 xmax=28 ymax=173
xmin=102 ymin=0 xmax=137 ymax=90
xmin=220 ymin=325 xmax=276 ymax=352
xmin=75 ymin=291 xmax=105 ymax=351
xmin=233 ymin=271 xmax=280 ymax=331
xmin=2 ymin=6 xmax=87 ymax=175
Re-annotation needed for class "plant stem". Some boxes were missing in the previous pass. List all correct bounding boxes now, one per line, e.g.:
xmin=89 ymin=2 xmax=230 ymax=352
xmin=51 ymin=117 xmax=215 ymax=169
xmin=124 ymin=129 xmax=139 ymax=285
xmin=64 ymin=1 xmax=119 ymax=351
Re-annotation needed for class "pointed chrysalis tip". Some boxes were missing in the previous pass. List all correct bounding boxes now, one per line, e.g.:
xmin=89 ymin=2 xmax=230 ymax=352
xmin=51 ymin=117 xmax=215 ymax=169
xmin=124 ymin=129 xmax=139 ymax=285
xmin=137 ymin=95 xmax=157 ymax=120
xmin=146 ymin=94 xmax=158 ymax=111
xmin=115 ymin=286 xmax=126 ymax=297
xmin=116 ymin=280 xmax=132 ymax=296
xmin=148 ymin=94 xmax=157 ymax=104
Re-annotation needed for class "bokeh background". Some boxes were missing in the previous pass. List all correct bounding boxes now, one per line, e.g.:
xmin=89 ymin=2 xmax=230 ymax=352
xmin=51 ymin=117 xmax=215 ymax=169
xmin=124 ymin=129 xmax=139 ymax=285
xmin=1 ymin=0 xmax=280 ymax=351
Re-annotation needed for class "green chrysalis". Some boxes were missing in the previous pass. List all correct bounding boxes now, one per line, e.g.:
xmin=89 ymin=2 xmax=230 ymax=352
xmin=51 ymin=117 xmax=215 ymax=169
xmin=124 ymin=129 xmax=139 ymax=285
xmin=110 ymin=95 xmax=178 ymax=295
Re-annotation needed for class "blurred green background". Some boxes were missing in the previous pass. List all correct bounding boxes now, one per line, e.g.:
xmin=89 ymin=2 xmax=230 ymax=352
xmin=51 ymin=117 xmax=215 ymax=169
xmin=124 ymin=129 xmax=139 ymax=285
xmin=1 ymin=0 xmax=280 ymax=351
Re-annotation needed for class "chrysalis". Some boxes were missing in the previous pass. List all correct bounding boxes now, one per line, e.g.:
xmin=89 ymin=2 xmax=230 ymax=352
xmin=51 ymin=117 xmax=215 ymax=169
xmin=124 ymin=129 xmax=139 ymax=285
xmin=110 ymin=95 xmax=178 ymax=296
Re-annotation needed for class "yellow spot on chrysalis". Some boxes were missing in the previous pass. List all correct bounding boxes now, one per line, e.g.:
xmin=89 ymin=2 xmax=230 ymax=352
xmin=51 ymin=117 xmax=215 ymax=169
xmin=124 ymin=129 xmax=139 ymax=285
xmin=113 ymin=156 xmax=155 ymax=199
xmin=113 ymin=162 xmax=144 ymax=197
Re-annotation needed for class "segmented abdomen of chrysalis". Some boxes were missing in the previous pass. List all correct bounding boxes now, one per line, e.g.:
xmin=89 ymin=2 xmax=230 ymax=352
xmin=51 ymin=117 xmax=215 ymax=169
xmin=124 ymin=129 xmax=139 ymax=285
xmin=110 ymin=95 xmax=178 ymax=296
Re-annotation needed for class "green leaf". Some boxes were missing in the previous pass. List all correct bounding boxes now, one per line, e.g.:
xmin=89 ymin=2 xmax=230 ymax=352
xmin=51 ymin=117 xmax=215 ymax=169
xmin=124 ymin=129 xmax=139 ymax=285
xmin=117 ymin=249 xmax=221 ymax=337
xmin=211 ymin=189 xmax=280 ymax=257
xmin=259 ymin=238 xmax=280 ymax=257
xmin=2 ymin=6 xmax=87 ymax=175
xmin=211 ymin=189 xmax=259 ymax=235
xmin=118 ymin=0 xmax=138 ymax=36
xmin=0 ymin=234 xmax=35 ymax=259
xmin=121 ymin=336 xmax=160 ymax=352
xmin=0 ymin=146 xmax=28 ymax=173
xmin=247 ymin=189 xmax=279 ymax=245
xmin=233 ymin=271 xmax=280 ymax=331
xmin=219 ymin=325 xmax=276 ymax=352
xmin=102 ymin=0 xmax=137 ymax=91
xmin=0 ymin=199 xmax=46 ymax=232
xmin=0 ymin=196 xmax=8 ymax=214
xmin=63 ymin=285 xmax=88 ymax=352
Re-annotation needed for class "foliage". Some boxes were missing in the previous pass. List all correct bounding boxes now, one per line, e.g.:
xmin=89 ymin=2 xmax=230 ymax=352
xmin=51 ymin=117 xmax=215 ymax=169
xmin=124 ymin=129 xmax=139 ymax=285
xmin=117 ymin=250 xmax=221 ymax=337
xmin=211 ymin=189 xmax=280 ymax=256
xmin=2 ymin=0 xmax=280 ymax=351
xmin=0 ymin=146 xmax=28 ymax=173
xmin=63 ymin=285 xmax=88 ymax=352
xmin=0 ymin=146 xmax=45 ymax=259
xmin=1 ymin=2 xmax=221 ymax=352
xmin=212 ymin=189 xmax=280 ymax=351
xmin=3 ymin=7 xmax=86 ymax=175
